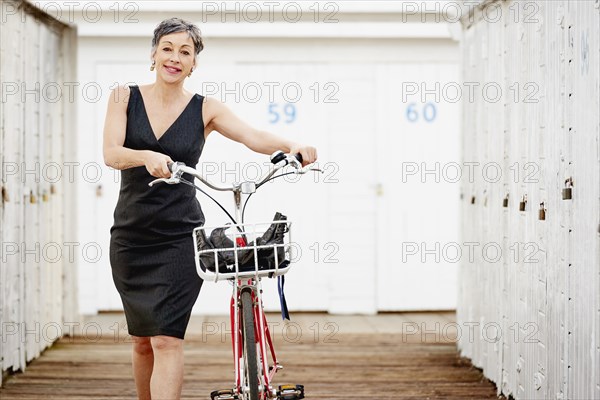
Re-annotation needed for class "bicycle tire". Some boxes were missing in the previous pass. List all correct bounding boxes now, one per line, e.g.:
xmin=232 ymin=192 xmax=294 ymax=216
xmin=241 ymin=289 xmax=260 ymax=400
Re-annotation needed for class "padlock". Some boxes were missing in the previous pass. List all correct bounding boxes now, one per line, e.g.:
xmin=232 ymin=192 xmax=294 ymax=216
xmin=96 ymin=184 xmax=103 ymax=197
xmin=563 ymin=177 xmax=573 ymax=200
xmin=539 ymin=203 xmax=546 ymax=220
xmin=519 ymin=195 xmax=527 ymax=212
xmin=50 ymin=184 xmax=56 ymax=195
xmin=42 ymin=191 xmax=49 ymax=202
xmin=29 ymin=190 xmax=37 ymax=204
xmin=471 ymin=196 xmax=476 ymax=204
xmin=503 ymin=195 xmax=509 ymax=208
xmin=1 ymin=186 xmax=9 ymax=202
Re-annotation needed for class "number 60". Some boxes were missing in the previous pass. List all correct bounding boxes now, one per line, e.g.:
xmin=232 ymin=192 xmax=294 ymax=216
xmin=406 ymin=102 xmax=437 ymax=123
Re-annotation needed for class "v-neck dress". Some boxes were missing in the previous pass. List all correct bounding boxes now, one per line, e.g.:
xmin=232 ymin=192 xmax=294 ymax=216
xmin=109 ymin=85 xmax=205 ymax=339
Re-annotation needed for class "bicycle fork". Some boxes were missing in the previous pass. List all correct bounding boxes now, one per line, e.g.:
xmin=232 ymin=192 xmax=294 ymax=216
xmin=231 ymin=279 xmax=281 ymax=399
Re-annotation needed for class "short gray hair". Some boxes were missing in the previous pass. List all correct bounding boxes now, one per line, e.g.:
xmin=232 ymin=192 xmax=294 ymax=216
xmin=151 ymin=18 xmax=204 ymax=56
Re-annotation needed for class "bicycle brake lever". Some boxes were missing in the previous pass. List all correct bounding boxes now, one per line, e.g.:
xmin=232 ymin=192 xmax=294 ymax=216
xmin=148 ymin=176 xmax=181 ymax=187
xmin=295 ymin=166 xmax=323 ymax=175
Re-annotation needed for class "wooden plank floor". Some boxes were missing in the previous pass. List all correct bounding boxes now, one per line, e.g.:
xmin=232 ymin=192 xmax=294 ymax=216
xmin=0 ymin=313 xmax=504 ymax=399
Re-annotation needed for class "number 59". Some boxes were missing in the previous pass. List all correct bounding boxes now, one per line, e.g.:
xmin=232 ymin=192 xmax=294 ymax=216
xmin=269 ymin=103 xmax=296 ymax=124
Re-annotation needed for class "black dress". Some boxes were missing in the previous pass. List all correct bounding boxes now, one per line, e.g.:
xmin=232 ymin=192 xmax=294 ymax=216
xmin=109 ymin=85 xmax=205 ymax=339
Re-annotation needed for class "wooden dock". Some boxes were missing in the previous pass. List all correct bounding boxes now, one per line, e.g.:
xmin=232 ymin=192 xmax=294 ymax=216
xmin=0 ymin=313 xmax=504 ymax=399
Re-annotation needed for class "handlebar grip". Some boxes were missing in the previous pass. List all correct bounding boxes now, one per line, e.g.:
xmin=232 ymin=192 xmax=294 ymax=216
xmin=270 ymin=150 xmax=286 ymax=165
xmin=270 ymin=151 xmax=303 ymax=165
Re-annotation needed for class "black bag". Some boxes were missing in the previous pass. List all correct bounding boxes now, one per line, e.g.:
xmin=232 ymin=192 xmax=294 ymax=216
xmin=196 ymin=212 xmax=289 ymax=274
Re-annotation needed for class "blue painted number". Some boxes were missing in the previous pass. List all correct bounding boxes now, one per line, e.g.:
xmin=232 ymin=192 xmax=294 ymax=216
xmin=406 ymin=102 xmax=437 ymax=123
xmin=269 ymin=103 xmax=296 ymax=124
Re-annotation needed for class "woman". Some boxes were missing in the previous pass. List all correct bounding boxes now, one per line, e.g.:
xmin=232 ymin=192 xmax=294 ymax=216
xmin=103 ymin=18 xmax=317 ymax=400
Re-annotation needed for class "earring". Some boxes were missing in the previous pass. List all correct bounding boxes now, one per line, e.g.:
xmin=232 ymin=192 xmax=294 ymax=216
xmin=150 ymin=60 xmax=155 ymax=71
xmin=188 ymin=68 xmax=194 ymax=77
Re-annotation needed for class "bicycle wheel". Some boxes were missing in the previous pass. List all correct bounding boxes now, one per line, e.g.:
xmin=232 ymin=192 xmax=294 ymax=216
xmin=241 ymin=289 xmax=259 ymax=400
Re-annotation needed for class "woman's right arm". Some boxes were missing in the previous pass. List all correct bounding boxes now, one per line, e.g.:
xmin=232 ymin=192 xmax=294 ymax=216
xmin=102 ymin=85 xmax=172 ymax=178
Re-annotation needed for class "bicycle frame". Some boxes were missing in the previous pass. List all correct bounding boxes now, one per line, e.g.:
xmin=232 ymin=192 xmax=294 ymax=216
xmin=216 ymin=182 xmax=288 ymax=398
xmin=150 ymin=152 xmax=311 ymax=399
xmin=198 ymin=180 xmax=285 ymax=398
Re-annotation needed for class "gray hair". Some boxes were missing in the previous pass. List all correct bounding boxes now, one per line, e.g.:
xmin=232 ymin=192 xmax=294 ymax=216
xmin=151 ymin=18 xmax=204 ymax=56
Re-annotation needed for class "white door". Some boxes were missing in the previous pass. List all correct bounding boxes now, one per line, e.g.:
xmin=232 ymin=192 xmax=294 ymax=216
xmin=375 ymin=63 xmax=460 ymax=310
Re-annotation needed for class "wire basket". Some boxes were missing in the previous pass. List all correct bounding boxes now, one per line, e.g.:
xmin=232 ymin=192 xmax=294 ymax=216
xmin=192 ymin=220 xmax=293 ymax=282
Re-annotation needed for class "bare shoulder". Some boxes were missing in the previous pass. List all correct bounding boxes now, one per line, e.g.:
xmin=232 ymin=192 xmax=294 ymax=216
xmin=202 ymin=96 xmax=227 ymax=126
xmin=202 ymin=96 xmax=223 ymax=114
xmin=108 ymin=84 xmax=132 ymax=110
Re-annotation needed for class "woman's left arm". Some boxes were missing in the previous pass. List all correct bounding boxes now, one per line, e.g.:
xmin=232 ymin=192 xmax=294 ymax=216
xmin=203 ymin=97 xmax=317 ymax=166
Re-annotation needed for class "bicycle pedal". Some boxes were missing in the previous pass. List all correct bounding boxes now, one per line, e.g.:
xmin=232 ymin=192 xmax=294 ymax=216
xmin=210 ymin=389 xmax=238 ymax=400
xmin=277 ymin=384 xmax=305 ymax=399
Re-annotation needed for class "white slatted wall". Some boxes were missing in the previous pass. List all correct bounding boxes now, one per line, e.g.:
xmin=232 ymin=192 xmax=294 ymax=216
xmin=458 ymin=1 xmax=600 ymax=399
xmin=0 ymin=0 xmax=77 ymax=385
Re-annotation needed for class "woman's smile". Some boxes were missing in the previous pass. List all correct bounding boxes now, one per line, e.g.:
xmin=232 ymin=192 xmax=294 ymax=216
xmin=164 ymin=65 xmax=182 ymax=74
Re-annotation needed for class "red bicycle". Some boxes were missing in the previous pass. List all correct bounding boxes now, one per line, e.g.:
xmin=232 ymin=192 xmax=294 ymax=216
xmin=150 ymin=151 xmax=318 ymax=400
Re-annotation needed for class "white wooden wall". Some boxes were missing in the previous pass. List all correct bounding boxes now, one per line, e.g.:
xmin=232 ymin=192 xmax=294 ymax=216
xmin=0 ymin=0 xmax=77 ymax=384
xmin=458 ymin=1 xmax=600 ymax=399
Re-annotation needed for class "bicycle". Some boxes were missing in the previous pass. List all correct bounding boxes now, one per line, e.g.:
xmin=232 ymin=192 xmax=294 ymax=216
xmin=149 ymin=151 xmax=319 ymax=400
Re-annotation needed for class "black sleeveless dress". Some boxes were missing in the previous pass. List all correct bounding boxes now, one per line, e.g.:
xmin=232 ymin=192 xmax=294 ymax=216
xmin=109 ymin=85 xmax=205 ymax=339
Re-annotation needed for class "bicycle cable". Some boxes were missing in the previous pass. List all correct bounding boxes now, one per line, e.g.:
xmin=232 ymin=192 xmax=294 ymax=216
xmin=241 ymin=171 xmax=300 ymax=224
xmin=180 ymin=168 xmax=307 ymax=228
xmin=179 ymin=176 xmax=250 ymax=242
xmin=179 ymin=177 xmax=238 ymax=226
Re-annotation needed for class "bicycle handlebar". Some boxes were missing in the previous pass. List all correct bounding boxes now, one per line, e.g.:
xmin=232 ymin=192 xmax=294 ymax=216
xmin=150 ymin=151 xmax=308 ymax=190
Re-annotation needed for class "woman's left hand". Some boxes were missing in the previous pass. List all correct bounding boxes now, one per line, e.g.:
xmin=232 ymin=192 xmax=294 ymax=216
xmin=290 ymin=144 xmax=318 ymax=167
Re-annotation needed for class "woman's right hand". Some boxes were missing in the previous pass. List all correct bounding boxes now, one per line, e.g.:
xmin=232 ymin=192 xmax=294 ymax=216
xmin=143 ymin=151 xmax=173 ymax=178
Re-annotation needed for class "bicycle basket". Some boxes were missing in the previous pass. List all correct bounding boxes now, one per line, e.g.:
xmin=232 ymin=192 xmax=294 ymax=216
xmin=193 ymin=212 xmax=293 ymax=281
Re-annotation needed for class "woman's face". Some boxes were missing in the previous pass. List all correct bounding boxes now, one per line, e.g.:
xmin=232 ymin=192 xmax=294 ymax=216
xmin=153 ymin=31 xmax=196 ymax=83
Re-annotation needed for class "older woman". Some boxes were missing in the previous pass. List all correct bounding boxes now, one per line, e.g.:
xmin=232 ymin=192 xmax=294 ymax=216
xmin=103 ymin=17 xmax=317 ymax=400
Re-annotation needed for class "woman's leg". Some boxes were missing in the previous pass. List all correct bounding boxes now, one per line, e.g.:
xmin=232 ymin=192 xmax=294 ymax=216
xmin=132 ymin=335 xmax=154 ymax=400
xmin=150 ymin=335 xmax=185 ymax=399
